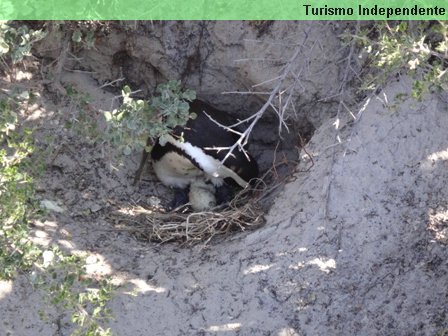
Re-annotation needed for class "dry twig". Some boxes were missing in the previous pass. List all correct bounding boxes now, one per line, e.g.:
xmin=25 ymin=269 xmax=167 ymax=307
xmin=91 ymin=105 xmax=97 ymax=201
xmin=207 ymin=26 xmax=316 ymax=168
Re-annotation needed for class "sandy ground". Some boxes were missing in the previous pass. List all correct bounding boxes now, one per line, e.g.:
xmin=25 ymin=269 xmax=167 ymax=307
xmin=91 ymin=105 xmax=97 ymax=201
xmin=1 ymin=72 xmax=447 ymax=336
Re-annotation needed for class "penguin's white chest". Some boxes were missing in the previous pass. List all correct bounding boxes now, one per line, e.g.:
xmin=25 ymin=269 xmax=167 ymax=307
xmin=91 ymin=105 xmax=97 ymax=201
xmin=153 ymin=151 xmax=204 ymax=188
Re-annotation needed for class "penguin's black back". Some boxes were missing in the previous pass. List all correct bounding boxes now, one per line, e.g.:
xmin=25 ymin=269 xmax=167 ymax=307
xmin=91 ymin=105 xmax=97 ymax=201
xmin=151 ymin=99 xmax=258 ymax=183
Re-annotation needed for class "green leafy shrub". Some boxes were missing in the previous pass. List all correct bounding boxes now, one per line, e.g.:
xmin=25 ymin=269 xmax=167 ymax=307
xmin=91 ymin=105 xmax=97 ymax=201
xmin=104 ymin=80 xmax=196 ymax=155
xmin=352 ymin=21 xmax=447 ymax=99
xmin=0 ymin=98 xmax=41 ymax=279
xmin=34 ymin=248 xmax=114 ymax=336
xmin=0 ymin=21 xmax=46 ymax=63
xmin=0 ymin=89 xmax=114 ymax=336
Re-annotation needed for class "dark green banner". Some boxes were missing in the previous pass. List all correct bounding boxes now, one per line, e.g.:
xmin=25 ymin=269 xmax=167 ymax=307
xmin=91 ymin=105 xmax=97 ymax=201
xmin=0 ymin=0 xmax=447 ymax=20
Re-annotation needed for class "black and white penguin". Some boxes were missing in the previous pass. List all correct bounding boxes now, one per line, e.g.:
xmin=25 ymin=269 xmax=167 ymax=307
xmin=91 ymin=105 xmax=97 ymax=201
xmin=151 ymin=99 xmax=259 ymax=209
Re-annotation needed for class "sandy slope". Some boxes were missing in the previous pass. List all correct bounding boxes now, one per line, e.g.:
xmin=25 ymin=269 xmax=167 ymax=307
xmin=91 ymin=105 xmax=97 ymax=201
xmin=1 ymin=75 xmax=447 ymax=335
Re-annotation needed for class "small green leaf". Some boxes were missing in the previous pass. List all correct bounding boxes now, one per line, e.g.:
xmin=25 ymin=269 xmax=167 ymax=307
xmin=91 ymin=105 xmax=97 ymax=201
xmin=116 ymin=111 xmax=125 ymax=121
xmin=103 ymin=111 xmax=112 ymax=121
xmin=72 ymin=30 xmax=82 ymax=43
xmin=182 ymin=90 xmax=196 ymax=101
xmin=126 ymin=120 xmax=136 ymax=130
xmin=85 ymin=31 xmax=95 ymax=49
xmin=123 ymin=145 xmax=132 ymax=155
xmin=92 ymin=306 xmax=102 ymax=318
xmin=122 ymin=85 xmax=132 ymax=96
xmin=0 ymin=41 xmax=9 ymax=54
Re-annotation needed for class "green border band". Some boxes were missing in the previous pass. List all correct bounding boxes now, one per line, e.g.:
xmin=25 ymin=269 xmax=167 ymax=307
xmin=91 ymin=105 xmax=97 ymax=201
xmin=0 ymin=0 xmax=447 ymax=20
